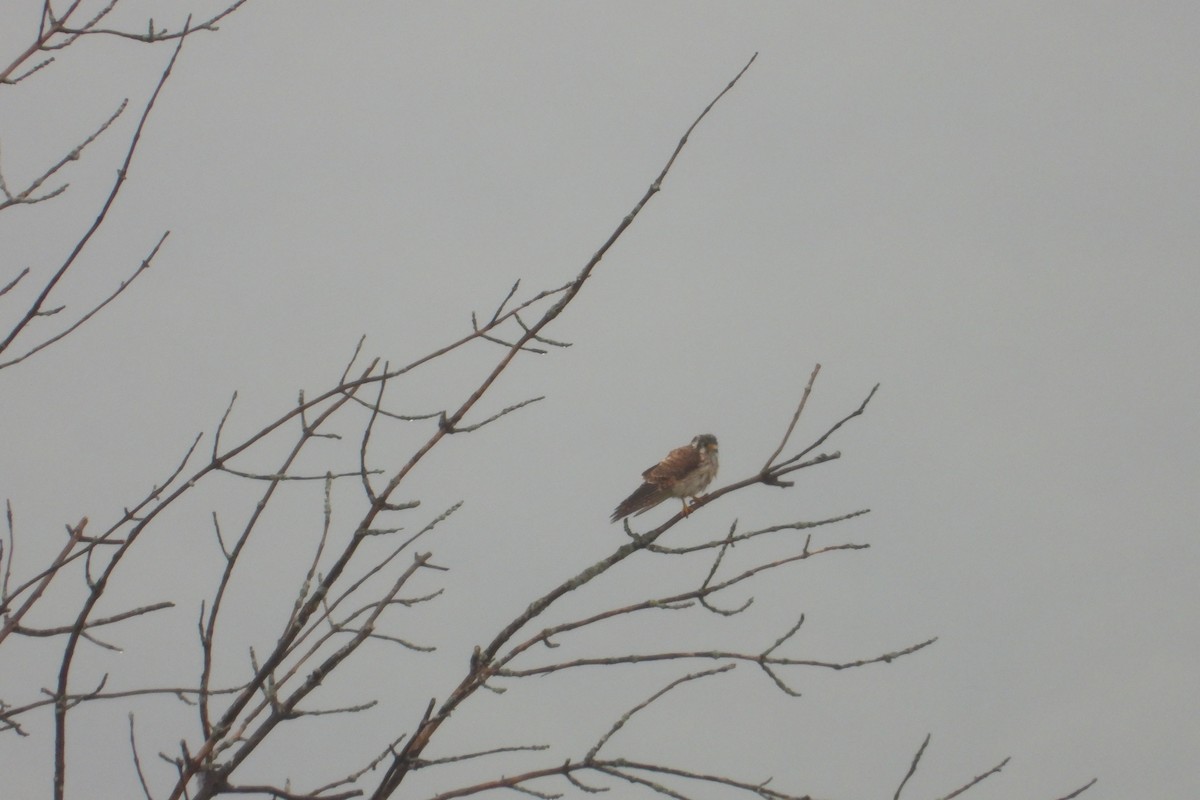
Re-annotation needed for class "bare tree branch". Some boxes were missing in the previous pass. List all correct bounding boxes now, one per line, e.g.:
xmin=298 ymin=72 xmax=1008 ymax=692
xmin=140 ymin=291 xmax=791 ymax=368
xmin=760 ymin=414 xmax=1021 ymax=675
xmin=762 ymin=363 xmax=820 ymax=471
xmin=937 ymin=757 xmax=1010 ymax=800
xmin=0 ymin=231 xmax=168 ymax=369
xmin=0 ymin=23 xmax=186 ymax=367
xmin=10 ymin=601 xmax=174 ymax=637
xmin=587 ymin=665 xmax=735 ymax=761
xmin=894 ymin=733 xmax=931 ymax=800
xmin=370 ymin=56 xmax=762 ymax=800
xmin=128 ymin=714 xmax=155 ymax=800
xmin=1049 ymin=778 xmax=1099 ymax=800
xmin=0 ymin=100 xmax=127 ymax=210
xmin=497 ymin=637 xmax=937 ymax=680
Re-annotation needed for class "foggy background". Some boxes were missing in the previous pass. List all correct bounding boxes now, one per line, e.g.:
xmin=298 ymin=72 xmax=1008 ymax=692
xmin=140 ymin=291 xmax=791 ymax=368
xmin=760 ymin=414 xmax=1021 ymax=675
xmin=2 ymin=2 xmax=1197 ymax=798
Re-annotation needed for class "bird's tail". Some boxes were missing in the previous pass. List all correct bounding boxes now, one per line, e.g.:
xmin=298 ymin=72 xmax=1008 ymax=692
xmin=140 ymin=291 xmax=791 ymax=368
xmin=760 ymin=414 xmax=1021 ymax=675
xmin=610 ymin=484 xmax=669 ymax=523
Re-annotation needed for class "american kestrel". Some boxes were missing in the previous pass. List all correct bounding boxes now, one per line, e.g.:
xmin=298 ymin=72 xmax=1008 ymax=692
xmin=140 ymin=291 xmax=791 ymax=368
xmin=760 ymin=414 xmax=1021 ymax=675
xmin=610 ymin=434 xmax=719 ymax=522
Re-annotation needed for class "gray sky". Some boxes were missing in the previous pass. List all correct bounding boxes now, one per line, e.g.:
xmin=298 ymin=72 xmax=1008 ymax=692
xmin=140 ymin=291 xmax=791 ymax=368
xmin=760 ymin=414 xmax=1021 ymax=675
xmin=2 ymin=2 xmax=1197 ymax=798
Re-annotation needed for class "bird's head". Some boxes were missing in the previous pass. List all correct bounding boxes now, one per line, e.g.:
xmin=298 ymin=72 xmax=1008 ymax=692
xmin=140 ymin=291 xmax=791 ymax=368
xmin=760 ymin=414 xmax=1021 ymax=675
xmin=691 ymin=434 xmax=718 ymax=453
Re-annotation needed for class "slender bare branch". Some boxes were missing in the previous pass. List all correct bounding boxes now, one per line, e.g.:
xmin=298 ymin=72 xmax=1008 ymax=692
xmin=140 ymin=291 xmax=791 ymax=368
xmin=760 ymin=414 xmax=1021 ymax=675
xmin=1 ymin=499 xmax=15 ymax=607
xmin=1049 ymin=779 xmax=1098 ymax=800
xmin=310 ymin=732 xmax=408 ymax=796
xmin=0 ymin=25 xmax=183 ymax=365
xmin=128 ymin=714 xmax=155 ymax=800
xmin=587 ymin=665 xmax=735 ymax=762
xmin=894 ymin=733 xmax=931 ymax=800
xmin=415 ymin=744 xmax=551 ymax=769
xmin=58 ymin=1 xmax=250 ymax=43
xmin=778 ymin=383 xmax=880 ymax=469
xmin=448 ymin=396 xmax=545 ymax=433
xmin=11 ymin=601 xmax=173 ymax=637
xmin=762 ymin=363 xmax=820 ymax=470
xmin=0 ymin=0 xmax=87 ymax=84
xmin=601 ymin=759 xmax=809 ymax=800
xmin=937 ymin=757 xmax=1010 ymax=800
xmin=0 ymin=232 xmax=167 ymax=369
xmin=498 ymin=637 xmax=937 ymax=680
xmin=0 ymin=517 xmax=89 ymax=647
xmin=0 ymin=100 xmax=127 ymax=210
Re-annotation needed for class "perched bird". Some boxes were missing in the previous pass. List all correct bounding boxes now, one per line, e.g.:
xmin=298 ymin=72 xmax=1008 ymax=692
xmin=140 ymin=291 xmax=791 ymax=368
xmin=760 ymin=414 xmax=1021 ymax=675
xmin=610 ymin=434 xmax=719 ymax=522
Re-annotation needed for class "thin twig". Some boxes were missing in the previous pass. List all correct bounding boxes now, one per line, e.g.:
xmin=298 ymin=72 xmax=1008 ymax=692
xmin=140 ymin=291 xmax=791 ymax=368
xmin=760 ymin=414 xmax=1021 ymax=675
xmin=587 ymin=665 xmax=734 ymax=761
xmin=499 ymin=637 xmax=937 ymax=679
xmin=937 ymin=757 xmax=1011 ymax=800
xmin=0 ymin=517 xmax=89 ymax=647
xmin=12 ymin=601 xmax=173 ymax=636
xmin=128 ymin=714 xmax=155 ymax=800
xmin=1049 ymin=779 xmax=1098 ymax=800
xmin=894 ymin=733 xmax=931 ymax=800
xmin=762 ymin=363 xmax=820 ymax=470
xmin=0 ymin=26 xmax=186 ymax=362
xmin=0 ymin=100 xmax=127 ymax=210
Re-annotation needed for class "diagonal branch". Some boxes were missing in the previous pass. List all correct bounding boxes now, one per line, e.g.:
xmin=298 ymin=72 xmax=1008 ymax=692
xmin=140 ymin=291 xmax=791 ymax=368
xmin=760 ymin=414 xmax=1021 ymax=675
xmin=761 ymin=363 xmax=820 ymax=470
xmin=367 ymin=51 xmax=761 ymax=800
xmin=498 ymin=637 xmax=938 ymax=680
xmin=0 ymin=231 xmax=168 ymax=369
xmin=937 ymin=756 xmax=1010 ymax=800
xmin=0 ymin=21 xmax=187 ymax=363
xmin=0 ymin=100 xmax=127 ymax=210
xmin=1049 ymin=779 xmax=1099 ymax=800
xmin=894 ymin=733 xmax=931 ymax=800
xmin=587 ymin=665 xmax=735 ymax=761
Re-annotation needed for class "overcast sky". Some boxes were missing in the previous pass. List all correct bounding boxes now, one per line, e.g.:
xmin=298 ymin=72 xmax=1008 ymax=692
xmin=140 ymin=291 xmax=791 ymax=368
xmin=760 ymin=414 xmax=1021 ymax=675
xmin=2 ymin=2 xmax=1197 ymax=799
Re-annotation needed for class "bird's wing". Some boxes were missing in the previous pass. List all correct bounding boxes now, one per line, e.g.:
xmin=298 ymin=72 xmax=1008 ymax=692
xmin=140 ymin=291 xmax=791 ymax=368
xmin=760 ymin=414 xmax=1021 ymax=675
xmin=641 ymin=444 xmax=700 ymax=487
